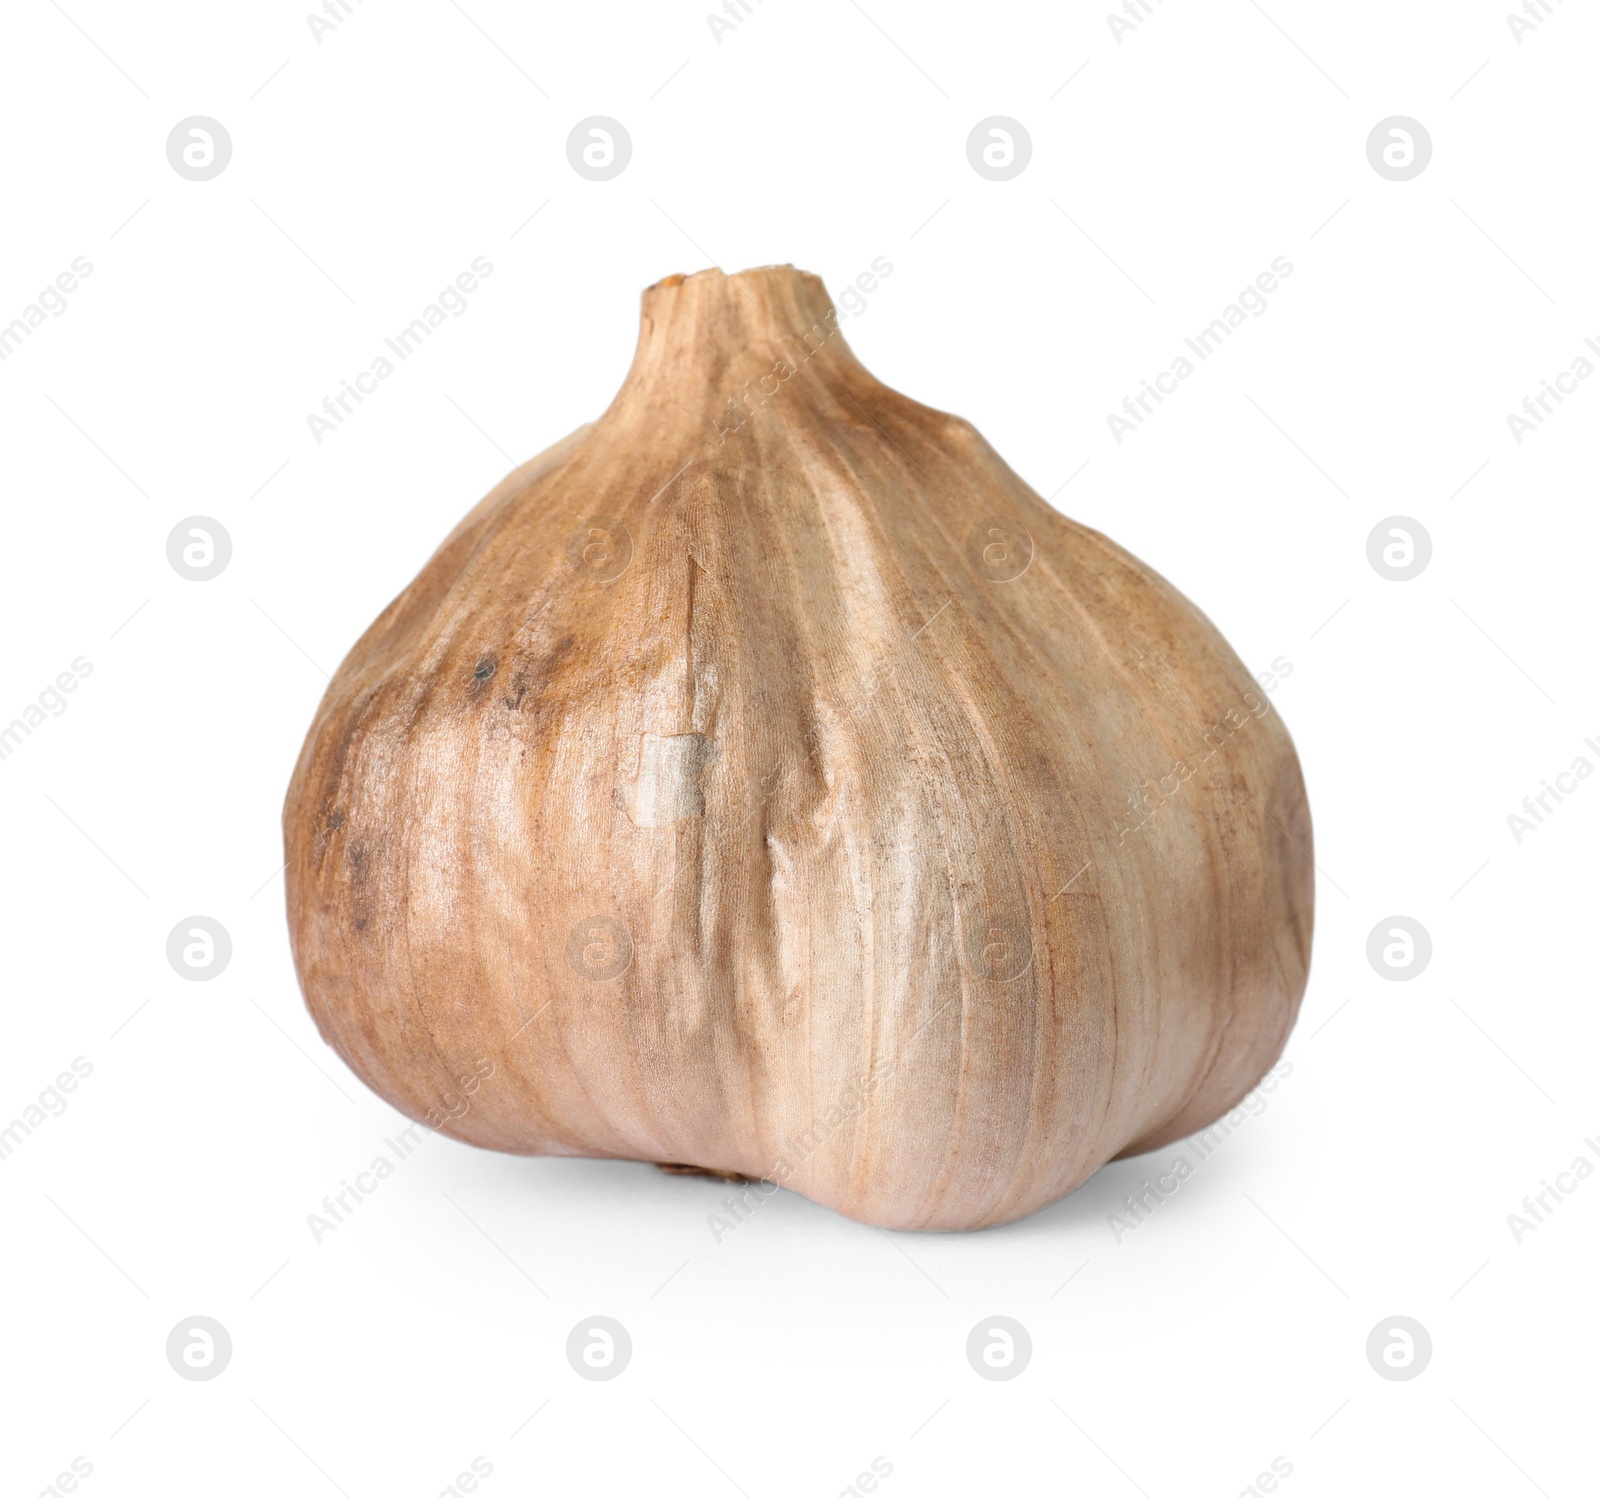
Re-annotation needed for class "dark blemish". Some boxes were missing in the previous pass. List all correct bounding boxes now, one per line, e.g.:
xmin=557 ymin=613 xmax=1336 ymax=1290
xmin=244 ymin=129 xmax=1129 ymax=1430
xmin=502 ymin=635 xmax=576 ymax=715
xmin=347 ymin=845 xmax=372 ymax=932
xmin=315 ymin=807 xmax=347 ymax=859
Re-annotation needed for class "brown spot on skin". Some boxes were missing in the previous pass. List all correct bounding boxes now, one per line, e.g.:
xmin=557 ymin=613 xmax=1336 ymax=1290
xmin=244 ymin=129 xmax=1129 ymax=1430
xmin=314 ymin=807 xmax=347 ymax=861
xmin=346 ymin=844 xmax=373 ymax=935
xmin=467 ymin=654 xmax=498 ymax=703
xmin=501 ymin=635 xmax=577 ymax=716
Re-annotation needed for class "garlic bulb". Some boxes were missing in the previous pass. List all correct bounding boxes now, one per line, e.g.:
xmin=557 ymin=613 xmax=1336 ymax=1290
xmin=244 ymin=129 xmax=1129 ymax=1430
xmin=284 ymin=265 xmax=1312 ymax=1230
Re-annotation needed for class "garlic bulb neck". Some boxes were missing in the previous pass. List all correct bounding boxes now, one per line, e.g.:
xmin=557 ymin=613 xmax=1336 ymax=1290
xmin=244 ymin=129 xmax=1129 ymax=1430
xmin=612 ymin=265 xmax=868 ymax=425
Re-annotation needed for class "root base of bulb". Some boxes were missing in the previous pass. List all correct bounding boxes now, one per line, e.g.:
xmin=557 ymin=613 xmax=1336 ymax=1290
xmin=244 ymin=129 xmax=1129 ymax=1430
xmin=655 ymin=1162 xmax=760 ymax=1185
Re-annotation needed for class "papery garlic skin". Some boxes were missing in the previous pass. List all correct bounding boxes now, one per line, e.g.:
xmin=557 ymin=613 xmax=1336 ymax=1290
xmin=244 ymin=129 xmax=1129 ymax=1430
xmin=284 ymin=265 xmax=1312 ymax=1230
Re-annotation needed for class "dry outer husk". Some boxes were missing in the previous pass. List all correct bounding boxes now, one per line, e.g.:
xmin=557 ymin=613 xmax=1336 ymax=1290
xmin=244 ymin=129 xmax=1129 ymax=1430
xmin=284 ymin=264 xmax=1312 ymax=1230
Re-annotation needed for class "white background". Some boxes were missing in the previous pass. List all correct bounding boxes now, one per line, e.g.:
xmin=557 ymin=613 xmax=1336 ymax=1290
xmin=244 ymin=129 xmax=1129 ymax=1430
xmin=2 ymin=0 xmax=1596 ymax=1494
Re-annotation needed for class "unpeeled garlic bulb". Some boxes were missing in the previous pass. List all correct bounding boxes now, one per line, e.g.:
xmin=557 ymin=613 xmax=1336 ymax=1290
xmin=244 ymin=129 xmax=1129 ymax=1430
xmin=284 ymin=265 xmax=1312 ymax=1230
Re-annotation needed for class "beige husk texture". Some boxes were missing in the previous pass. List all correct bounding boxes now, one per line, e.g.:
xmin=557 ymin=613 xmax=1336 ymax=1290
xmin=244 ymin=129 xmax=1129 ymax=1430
xmin=284 ymin=264 xmax=1313 ymax=1230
